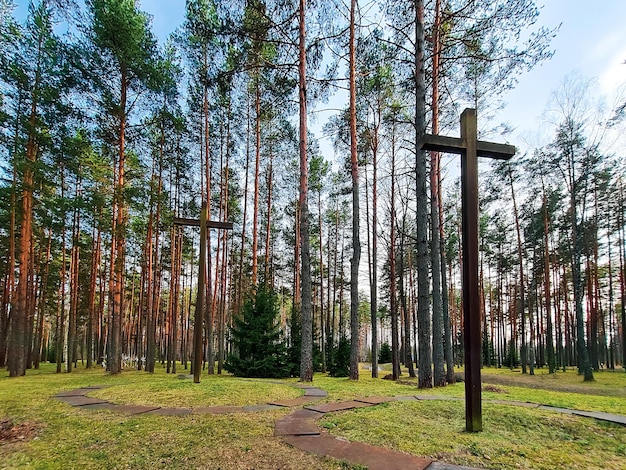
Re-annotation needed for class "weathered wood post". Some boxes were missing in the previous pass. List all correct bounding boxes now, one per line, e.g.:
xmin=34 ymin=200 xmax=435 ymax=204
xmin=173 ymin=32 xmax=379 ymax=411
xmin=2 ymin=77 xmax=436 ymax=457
xmin=420 ymin=108 xmax=515 ymax=432
xmin=174 ymin=205 xmax=233 ymax=384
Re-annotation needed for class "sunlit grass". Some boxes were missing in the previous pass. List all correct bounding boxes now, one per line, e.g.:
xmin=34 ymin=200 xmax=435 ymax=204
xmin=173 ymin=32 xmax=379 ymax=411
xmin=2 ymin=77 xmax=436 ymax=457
xmin=0 ymin=363 xmax=342 ymax=469
xmin=90 ymin=373 xmax=301 ymax=408
xmin=320 ymin=400 xmax=626 ymax=470
xmin=1 ymin=362 xmax=625 ymax=469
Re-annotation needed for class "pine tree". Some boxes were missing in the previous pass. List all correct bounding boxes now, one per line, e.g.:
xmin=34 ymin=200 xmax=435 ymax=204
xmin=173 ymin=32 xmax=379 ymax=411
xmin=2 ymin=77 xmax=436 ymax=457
xmin=87 ymin=0 xmax=161 ymax=374
xmin=6 ymin=1 xmax=68 ymax=376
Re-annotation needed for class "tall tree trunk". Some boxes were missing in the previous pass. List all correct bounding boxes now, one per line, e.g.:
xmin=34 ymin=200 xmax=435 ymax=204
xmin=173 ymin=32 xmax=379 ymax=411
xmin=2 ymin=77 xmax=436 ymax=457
xmin=86 ymin=212 xmax=102 ymax=369
xmin=617 ymin=178 xmax=626 ymax=371
xmin=298 ymin=0 xmax=313 ymax=383
xmin=415 ymin=0 xmax=431 ymax=389
xmin=542 ymin=189 xmax=556 ymax=373
xmin=391 ymin=195 xmax=403 ymax=381
xmin=264 ymin=154 xmax=273 ymax=284
xmin=318 ymin=189 xmax=326 ymax=373
xmin=571 ymin=192 xmax=593 ymax=380
xmin=108 ymin=69 xmax=129 ymax=374
xmin=430 ymin=0 xmax=446 ymax=387
xmin=67 ymin=194 xmax=81 ymax=372
xmin=171 ymin=226 xmax=182 ymax=373
xmin=369 ymin=124 xmax=379 ymax=378
xmin=237 ymin=98 xmax=252 ymax=313
xmin=252 ymin=83 xmax=261 ymax=286
xmin=33 ymin=230 xmax=52 ymax=369
xmin=201 ymin=49 xmax=214 ymax=376
xmin=8 ymin=52 xmax=42 ymax=376
xmin=399 ymin=206 xmax=415 ymax=378
xmin=145 ymin=211 xmax=155 ymax=373
xmin=56 ymin=170 xmax=67 ymax=374
xmin=507 ymin=168 xmax=527 ymax=374
xmin=0 ymin=93 xmax=23 ymax=369
xmin=348 ymin=0 xmax=360 ymax=381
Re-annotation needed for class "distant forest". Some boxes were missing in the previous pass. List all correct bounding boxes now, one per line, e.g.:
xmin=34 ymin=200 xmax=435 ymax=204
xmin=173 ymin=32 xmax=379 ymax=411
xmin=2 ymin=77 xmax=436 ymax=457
xmin=1 ymin=0 xmax=624 ymax=384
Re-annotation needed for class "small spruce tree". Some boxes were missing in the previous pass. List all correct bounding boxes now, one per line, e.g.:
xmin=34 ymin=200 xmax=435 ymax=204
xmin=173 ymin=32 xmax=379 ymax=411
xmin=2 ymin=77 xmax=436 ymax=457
xmin=287 ymin=305 xmax=301 ymax=377
xmin=225 ymin=285 xmax=291 ymax=378
xmin=378 ymin=342 xmax=393 ymax=364
xmin=327 ymin=336 xmax=351 ymax=377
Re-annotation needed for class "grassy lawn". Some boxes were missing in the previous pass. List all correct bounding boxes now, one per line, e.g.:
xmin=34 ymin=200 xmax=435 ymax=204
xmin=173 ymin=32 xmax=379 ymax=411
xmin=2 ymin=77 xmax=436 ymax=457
xmin=0 ymin=364 xmax=342 ymax=470
xmin=1 ymin=363 xmax=625 ymax=469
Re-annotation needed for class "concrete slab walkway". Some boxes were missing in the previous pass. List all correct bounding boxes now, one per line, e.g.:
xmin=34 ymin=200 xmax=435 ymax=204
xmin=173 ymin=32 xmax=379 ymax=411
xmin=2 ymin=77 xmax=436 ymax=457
xmin=54 ymin=382 xmax=324 ymax=416
xmin=54 ymin=381 xmax=626 ymax=470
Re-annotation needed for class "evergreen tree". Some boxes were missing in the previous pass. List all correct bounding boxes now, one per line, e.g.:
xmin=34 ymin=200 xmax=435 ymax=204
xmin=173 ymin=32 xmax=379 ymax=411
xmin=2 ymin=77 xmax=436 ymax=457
xmin=5 ymin=0 xmax=70 ymax=376
xmin=378 ymin=342 xmax=393 ymax=364
xmin=225 ymin=284 xmax=292 ymax=378
xmin=87 ymin=0 xmax=161 ymax=374
xmin=327 ymin=335 xmax=350 ymax=377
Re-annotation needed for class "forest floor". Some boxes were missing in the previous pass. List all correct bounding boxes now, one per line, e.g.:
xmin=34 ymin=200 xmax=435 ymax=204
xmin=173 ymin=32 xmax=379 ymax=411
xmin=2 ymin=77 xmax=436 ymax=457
xmin=1 ymin=363 xmax=625 ymax=469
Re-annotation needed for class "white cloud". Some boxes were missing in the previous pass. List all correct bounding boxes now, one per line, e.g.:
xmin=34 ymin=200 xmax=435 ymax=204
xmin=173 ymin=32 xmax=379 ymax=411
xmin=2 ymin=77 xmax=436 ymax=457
xmin=598 ymin=47 xmax=626 ymax=94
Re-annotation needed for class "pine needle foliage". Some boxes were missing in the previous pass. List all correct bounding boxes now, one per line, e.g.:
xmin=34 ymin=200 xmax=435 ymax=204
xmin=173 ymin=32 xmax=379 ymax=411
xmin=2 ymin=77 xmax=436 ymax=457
xmin=225 ymin=285 xmax=292 ymax=378
xmin=327 ymin=336 xmax=351 ymax=377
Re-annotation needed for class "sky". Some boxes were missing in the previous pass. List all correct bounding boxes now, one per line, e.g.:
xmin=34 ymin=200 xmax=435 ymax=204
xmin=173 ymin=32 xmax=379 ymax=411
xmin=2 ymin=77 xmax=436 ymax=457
xmin=501 ymin=0 xmax=626 ymax=151
xmin=14 ymin=0 xmax=626 ymax=154
xmin=140 ymin=0 xmax=626 ymax=155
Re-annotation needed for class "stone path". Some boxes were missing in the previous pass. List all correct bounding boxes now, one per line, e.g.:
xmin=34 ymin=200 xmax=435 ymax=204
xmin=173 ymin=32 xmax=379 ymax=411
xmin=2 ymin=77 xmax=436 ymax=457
xmin=54 ymin=384 xmax=323 ymax=416
xmin=54 ymin=383 xmax=626 ymax=470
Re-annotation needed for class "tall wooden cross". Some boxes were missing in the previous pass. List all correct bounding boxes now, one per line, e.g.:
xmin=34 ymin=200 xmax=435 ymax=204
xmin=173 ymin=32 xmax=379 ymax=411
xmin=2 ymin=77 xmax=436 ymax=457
xmin=174 ymin=203 xmax=233 ymax=384
xmin=420 ymin=108 xmax=516 ymax=432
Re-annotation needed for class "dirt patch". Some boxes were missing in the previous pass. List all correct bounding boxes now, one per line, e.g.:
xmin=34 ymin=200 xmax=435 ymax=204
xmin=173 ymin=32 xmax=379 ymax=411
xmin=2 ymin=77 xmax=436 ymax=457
xmin=0 ymin=418 xmax=41 ymax=444
xmin=482 ymin=385 xmax=507 ymax=393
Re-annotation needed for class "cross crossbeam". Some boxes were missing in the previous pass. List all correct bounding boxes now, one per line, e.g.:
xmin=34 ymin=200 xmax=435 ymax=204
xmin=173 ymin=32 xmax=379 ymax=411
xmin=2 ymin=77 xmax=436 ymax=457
xmin=174 ymin=217 xmax=234 ymax=230
xmin=420 ymin=134 xmax=516 ymax=160
xmin=420 ymin=108 xmax=516 ymax=432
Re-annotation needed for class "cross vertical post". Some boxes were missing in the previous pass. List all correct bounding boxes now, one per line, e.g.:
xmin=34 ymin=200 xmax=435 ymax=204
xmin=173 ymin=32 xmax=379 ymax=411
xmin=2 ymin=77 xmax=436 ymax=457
xmin=420 ymin=108 xmax=515 ymax=432
xmin=192 ymin=203 xmax=208 ymax=384
xmin=460 ymin=108 xmax=482 ymax=432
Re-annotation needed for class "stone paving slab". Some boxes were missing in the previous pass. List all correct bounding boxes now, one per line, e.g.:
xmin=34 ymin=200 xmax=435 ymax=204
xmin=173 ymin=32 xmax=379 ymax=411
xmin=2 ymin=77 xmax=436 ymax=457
xmin=392 ymin=395 xmax=419 ymax=401
xmin=275 ymin=414 xmax=321 ymax=436
xmin=304 ymin=389 xmax=328 ymax=397
xmin=55 ymin=389 xmax=91 ymax=397
xmin=55 ymin=395 xmax=109 ymax=407
xmin=145 ymin=407 xmax=192 ymax=416
xmin=283 ymin=434 xmax=432 ymax=470
xmin=538 ymin=405 xmax=577 ymax=415
xmin=354 ymin=396 xmax=393 ymax=405
xmin=426 ymin=462 xmax=480 ymax=469
xmin=305 ymin=400 xmax=375 ymax=413
xmin=269 ymin=396 xmax=322 ymax=407
xmin=487 ymin=399 xmax=539 ymax=408
xmin=106 ymin=404 xmax=161 ymax=415
xmin=191 ymin=405 xmax=244 ymax=415
xmin=78 ymin=403 xmax=118 ymax=411
xmin=416 ymin=395 xmax=463 ymax=401
xmin=289 ymin=408 xmax=326 ymax=420
xmin=80 ymin=385 xmax=108 ymax=390
xmin=243 ymin=404 xmax=283 ymax=412
xmin=572 ymin=410 xmax=626 ymax=426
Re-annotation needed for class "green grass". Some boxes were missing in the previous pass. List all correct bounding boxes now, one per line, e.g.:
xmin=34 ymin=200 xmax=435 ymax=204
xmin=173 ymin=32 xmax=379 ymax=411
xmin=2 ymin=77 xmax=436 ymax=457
xmin=320 ymin=400 xmax=626 ymax=470
xmin=1 ymin=363 xmax=625 ymax=469
xmin=316 ymin=365 xmax=626 ymax=469
xmin=89 ymin=373 xmax=301 ymax=407
xmin=0 ymin=363 xmax=344 ymax=470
